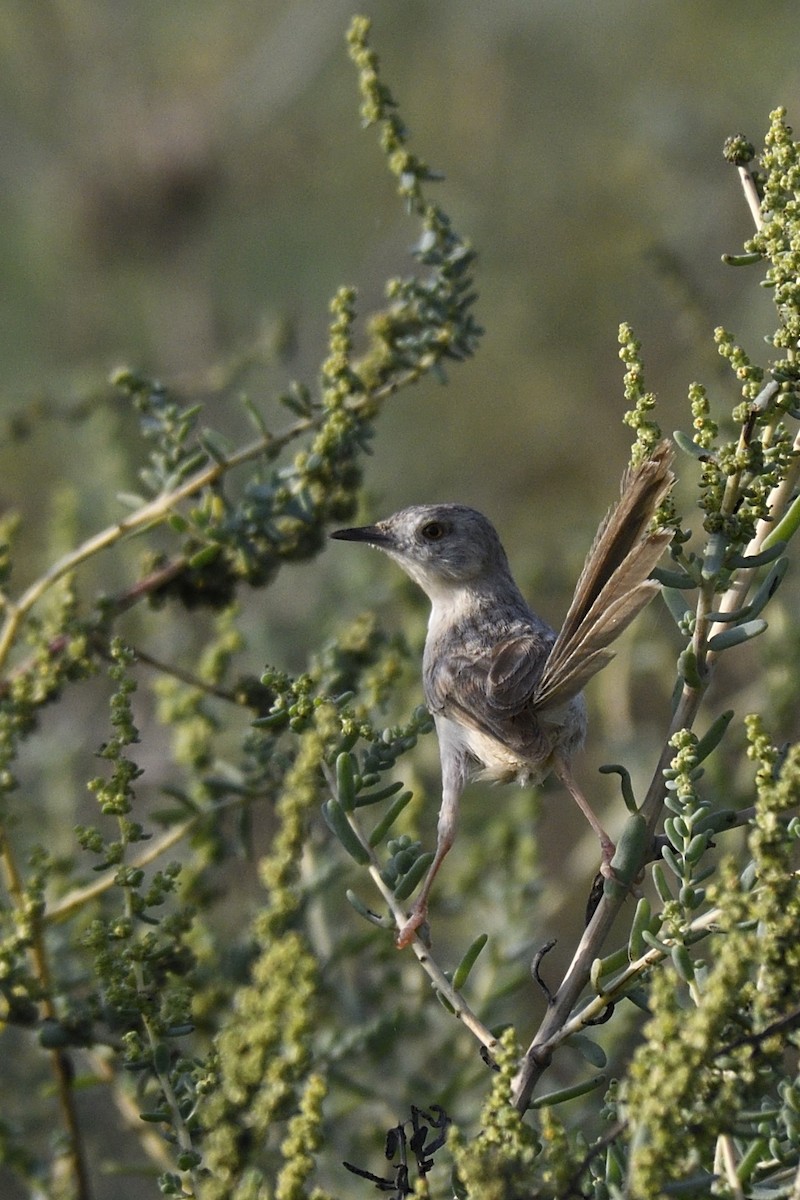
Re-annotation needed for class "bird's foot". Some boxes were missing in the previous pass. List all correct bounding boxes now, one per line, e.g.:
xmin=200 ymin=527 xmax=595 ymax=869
xmin=395 ymin=903 xmax=429 ymax=949
xmin=586 ymin=839 xmax=622 ymax=923
xmin=599 ymin=835 xmax=617 ymax=880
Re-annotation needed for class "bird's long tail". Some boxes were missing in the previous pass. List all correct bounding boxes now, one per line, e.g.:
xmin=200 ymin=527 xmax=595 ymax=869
xmin=534 ymin=440 xmax=675 ymax=712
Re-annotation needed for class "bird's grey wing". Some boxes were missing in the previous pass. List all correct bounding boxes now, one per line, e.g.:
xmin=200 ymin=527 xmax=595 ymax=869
xmin=425 ymin=649 xmax=492 ymax=725
xmin=484 ymin=630 xmax=554 ymax=713
xmin=425 ymin=631 xmax=552 ymax=751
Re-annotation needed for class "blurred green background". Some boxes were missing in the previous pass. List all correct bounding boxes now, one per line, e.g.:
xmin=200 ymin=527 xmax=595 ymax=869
xmin=1 ymin=3 xmax=799 ymax=1195
xmin=3 ymin=0 xmax=796 ymax=524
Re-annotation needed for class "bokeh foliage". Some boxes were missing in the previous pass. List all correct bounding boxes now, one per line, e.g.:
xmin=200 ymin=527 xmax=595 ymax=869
xmin=0 ymin=13 xmax=799 ymax=1200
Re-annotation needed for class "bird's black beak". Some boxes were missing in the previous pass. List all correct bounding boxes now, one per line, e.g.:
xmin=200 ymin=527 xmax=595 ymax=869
xmin=330 ymin=524 xmax=392 ymax=546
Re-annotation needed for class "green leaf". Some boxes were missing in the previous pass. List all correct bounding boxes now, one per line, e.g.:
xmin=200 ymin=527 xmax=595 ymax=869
xmin=707 ymin=618 xmax=767 ymax=653
xmin=152 ymin=1041 xmax=171 ymax=1075
xmin=354 ymin=780 xmax=405 ymax=808
xmin=345 ymin=889 xmax=392 ymax=927
xmin=566 ymin=1033 xmax=607 ymax=1069
xmin=393 ymin=851 xmax=435 ymax=900
xmin=727 ymin=540 xmax=785 ymax=567
xmin=530 ymin=1073 xmax=607 ymax=1108
xmin=745 ymin=556 xmax=789 ymax=619
xmin=608 ymin=813 xmax=648 ymax=888
xmin=368 ymin=791 xmax=413 ymax=846
xmin=652 ymin=863 xmax=675 ymax=904
xmin=628 ymin=896 xmax=653 ymax=961
xmin=116 ymin=492 xmax=148 ymax=510
xmin=671 ymin=943 xmax=696 ymax=982
xmin=678 ymin=645 xmax=703 ymax=687
xmin=721 ymin=250 xmax=763 ymax=265
xmin=599 ymin=763 xmax=638 ymax=813
xmin=322 ymin=800 xmax=370 ymax=865
xmin=242 ymin=394 xmax=271 ymax=433
xmin=685 ymin=833 xmax=710 ymax=864
xmin=651 ymin=566 xmax=697 ymax=589
xmin=673 ymin=429 xmax=712 ymax=460
xmin=452 ymin=933 xmax=489 ymax=990
xmin=660 ymin=843 xmax=684 ymax=879
xmin=335 ymin=751 xmax=358 ymax=812
xmin=693 ymin=710 xmax=734 ymax=763
xmin=640 ymin=928 xmax=672 ymax=955
xmin=188 ymin=544 xmax=221 ymax=569
xmin=662 ymin=587 xmax=692 ymax=627
xmin=707 ymin=602 xmax=756 ymax=623
xmin=199 ymin=428 xmax=232 ymax=461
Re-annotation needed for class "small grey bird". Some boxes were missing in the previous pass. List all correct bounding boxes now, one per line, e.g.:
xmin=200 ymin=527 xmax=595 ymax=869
xmin=331 ymin=442 xmax=674 ymax=946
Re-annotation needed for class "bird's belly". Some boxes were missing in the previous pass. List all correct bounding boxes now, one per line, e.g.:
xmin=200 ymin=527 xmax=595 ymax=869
xmin=457 ymin=724 xmax=551 ymax=787
xmin=434 ymin=696 xmax=586 ymax=790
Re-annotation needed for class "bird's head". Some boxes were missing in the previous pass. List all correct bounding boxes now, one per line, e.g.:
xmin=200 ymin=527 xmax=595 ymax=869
xmin=331 ymin=504 xmax=512 ymax=600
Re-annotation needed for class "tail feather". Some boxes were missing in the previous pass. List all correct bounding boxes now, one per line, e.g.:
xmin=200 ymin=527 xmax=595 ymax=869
xmin=534 ymin=441 xmax=674 ymax=712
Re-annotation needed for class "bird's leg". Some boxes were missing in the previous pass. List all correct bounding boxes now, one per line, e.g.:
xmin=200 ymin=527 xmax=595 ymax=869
xmin=552 ymin=755 xmax=616 ymax=877
xmin=395 ymin=755 xmax=465 ymax=948
xmin=395 ymin=830 xmax=453 ymax=949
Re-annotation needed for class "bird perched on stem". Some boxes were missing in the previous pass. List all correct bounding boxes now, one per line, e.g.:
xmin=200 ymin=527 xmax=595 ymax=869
xmin=331 ymin=441 xmax=674 ymax=947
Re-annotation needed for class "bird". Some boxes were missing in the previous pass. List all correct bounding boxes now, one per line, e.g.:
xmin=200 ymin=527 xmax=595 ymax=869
xmin=331 ymin=441 xmax=674 ymax=947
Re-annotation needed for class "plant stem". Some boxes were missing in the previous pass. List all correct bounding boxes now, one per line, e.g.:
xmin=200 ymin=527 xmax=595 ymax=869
xmin=44 ymin=818 xmax=195 ymax=924
xmin=737 ymin=163 xmax=764 ymax=231
xmin=370 ymin=855 xmax=500 ymax=1055
xmin=338 ymin=797 xmax=499 ymax=1055
xmin=511 ymin=679 xmax=704 ymax=1111
xmin=1 ymin=836 xmax=93 ymax=1198
xmin=0 ymin=426 xmax=278 ymax=673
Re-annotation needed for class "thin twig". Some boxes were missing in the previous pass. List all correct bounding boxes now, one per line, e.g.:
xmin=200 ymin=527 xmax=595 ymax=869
xmin=0 ymin=820 xmax=90 ymax=1197
xmin=511 ymin=681 xmax=703 ymax=1111
xmin=114 ymin=643 xmax=247 ymax=706
xmin=737 ymin=164 xmax=764 ymax=232
xmin=44 ymin=784 xmax=270 ymax=924
xmin=552 ymin=903 xmax=724 ymax=1044
xmin=88 ymin=1049 xmax=176 ymax=1170
xmin=792 ymin=1158 xmax=800 ymax=1200
xmin=717 ymin=1133 xmax=747 ymax=1200
xmin=367 ymin=857 xmax=499 ymax=1055
xmin=709 ymin=425 xmax=800 ymax=638
xmin=719 ymin=1004 xmax=800 ymax=1055
xmin=119 ymin=804 xmax=201 ymax=1196
xmin=0 ymin=559 xmax=188 ymax=702
xmin=30 ymin=906 xmax=93 ymax=1196
xmin=323 ymin=768 xmax=500 ymax=1057
xmin=44 ymin=818 xmax=196 ymax=924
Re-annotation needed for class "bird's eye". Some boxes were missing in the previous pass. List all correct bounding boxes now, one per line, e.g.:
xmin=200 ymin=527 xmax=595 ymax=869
xmin=420 ymin=520 xmax=446 ymax=541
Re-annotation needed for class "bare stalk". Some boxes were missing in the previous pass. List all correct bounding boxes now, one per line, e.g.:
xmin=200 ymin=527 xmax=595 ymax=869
xmin=737 ymin=163 xmax=764 ymax=231
xmin=366 ymin=857 xmax=500 ymax=1055
xmin=329 ymin=783 xmax=499 ymax=1056
xmin=511 ymin=681 xmax=703 ymax=1111
xmin=0 ymin=425 xmax=283 ymax=672
xmin=1 ymin=823 xmax=91 ymax=1194
xmin=45 ymin=818 xmax=195 ymax=924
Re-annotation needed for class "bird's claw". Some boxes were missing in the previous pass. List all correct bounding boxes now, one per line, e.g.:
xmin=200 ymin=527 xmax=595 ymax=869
xmin=599 ymin=836 xmax=617 ymax=880
xmin=395 ymin=904 xmax=429 ymax=949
